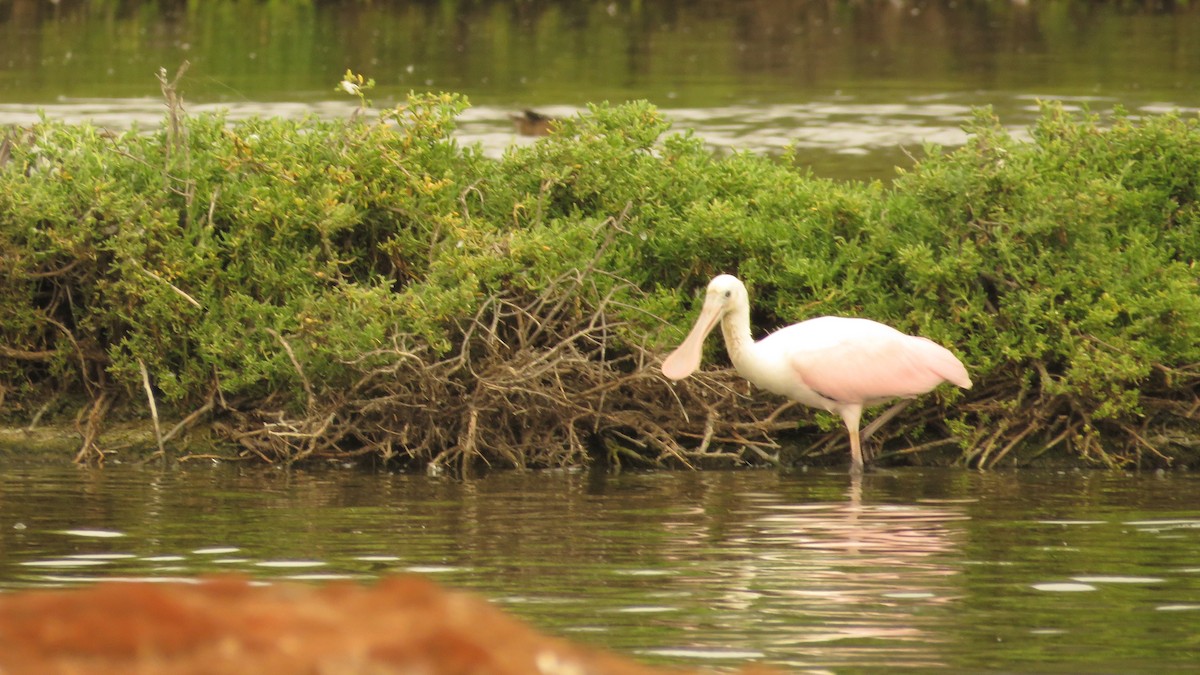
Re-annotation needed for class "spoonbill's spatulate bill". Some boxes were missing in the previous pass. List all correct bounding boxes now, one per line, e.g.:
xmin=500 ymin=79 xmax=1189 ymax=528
xmin=661 ymin=274 xmax=971 ymax=473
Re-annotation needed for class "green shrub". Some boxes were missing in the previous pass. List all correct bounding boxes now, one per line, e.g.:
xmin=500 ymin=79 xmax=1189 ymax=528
xmin=875 ymin=106 xmax=1200 ymax=465
xmin=1 ymin=96 xmax=1196 ymax=469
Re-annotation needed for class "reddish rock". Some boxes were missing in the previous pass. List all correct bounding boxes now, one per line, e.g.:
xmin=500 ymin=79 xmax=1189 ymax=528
xmin=0 ymin=575 xmax=779 ymax=675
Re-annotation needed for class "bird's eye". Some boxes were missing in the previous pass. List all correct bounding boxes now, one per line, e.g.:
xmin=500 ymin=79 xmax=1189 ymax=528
xmin=724 ymin=290 xmax=731 ymax=298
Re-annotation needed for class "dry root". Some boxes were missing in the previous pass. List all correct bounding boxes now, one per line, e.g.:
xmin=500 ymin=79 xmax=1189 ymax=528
xmin=56 ymin=265 xmax=1198 ymax=470
xmin=952 ymin=362 xmax=1200 ymax=470
xmin=195 ymin=269 xmax=785 ymax=469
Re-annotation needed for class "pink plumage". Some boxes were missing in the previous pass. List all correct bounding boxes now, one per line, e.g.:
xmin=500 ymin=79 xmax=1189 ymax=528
xmin=661 ymin=275 xmax=972 ymax=473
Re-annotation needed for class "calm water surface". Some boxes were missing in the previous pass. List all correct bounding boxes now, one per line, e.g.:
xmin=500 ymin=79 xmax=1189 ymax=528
xmin=1 ymin=459 xmax=1197 ymax=672
xmin=3 ymin=1 xmax=1200 ymax=180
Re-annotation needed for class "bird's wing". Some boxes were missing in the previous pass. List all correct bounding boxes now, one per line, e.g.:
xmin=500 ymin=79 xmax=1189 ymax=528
xmin=781 ymin=320 xmax=970 ymax=404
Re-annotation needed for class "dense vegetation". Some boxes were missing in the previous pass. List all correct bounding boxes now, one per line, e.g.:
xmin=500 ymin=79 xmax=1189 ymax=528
xmin=1 ymin=85 xmax=1197 ymax=469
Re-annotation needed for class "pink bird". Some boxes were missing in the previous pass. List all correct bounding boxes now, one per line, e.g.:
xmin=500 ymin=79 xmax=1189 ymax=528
xmin=661 ymin=275 xmax=972 ymax=473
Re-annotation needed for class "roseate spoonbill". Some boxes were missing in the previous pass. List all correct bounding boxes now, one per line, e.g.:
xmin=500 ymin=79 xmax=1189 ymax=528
xmin=661 ymin=274 xmax=972 ymax=473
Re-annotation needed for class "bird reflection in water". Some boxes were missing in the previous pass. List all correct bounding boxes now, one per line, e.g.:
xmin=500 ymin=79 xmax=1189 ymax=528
xmin=659 ymin=474 xmax=970 ymax=670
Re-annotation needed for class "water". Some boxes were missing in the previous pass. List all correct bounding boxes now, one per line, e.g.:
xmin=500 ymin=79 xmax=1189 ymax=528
xmin=3 ymin=1 xmax=1200 ymax=180
xmin=2 ymin=459 xmax=1198 ymax=672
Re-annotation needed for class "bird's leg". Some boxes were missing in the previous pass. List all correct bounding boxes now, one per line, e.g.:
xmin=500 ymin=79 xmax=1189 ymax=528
xmin=849 ymin=427 xmax=864 ymax=475
xmin=841 ymin=406 xmax=865 ymax=474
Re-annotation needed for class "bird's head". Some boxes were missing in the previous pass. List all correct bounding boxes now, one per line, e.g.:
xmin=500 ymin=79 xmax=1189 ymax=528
xmin=704 ymin=274 xmax=748 ymax=312
xmin=661 ymin=274 xmax=748 ymax=381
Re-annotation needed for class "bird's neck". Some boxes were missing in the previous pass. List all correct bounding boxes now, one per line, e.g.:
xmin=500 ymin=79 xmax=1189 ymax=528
xmin=720 ymin=305 xmax=756 ymax=370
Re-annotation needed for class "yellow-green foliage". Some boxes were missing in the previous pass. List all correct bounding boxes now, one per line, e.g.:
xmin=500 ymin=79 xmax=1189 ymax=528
xmin=1 ymin=97 xmax=1197 ymax=467
xmin=1 ymin=94 xmax=479 ymax=407
xmin=877 ymin=107 xmax=1200 ymax=461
